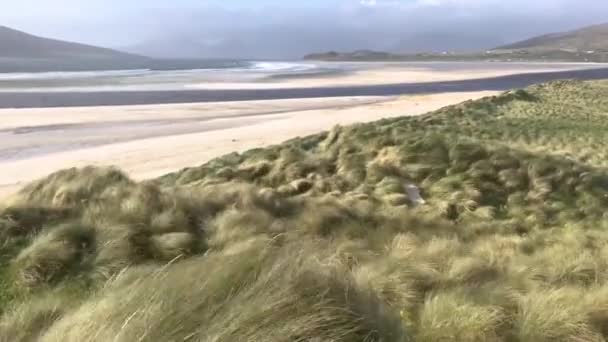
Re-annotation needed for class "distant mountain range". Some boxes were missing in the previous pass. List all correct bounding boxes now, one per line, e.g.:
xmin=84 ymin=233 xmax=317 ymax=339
xmin=305 ymin=23 xmax=608 ymax=63
xmin=2 ymin=22 xmax=608 ymax=71
xmin=0 ymin=25 xmax=150 ymax=72
xmin=0 ymin=25 xmax=141 ymax=60
xmin=496 ymin=23 xmax=608 ymax=52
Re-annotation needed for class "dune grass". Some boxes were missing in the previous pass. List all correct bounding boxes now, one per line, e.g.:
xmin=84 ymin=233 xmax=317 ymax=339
xmin=2 ymin=80 xmax=608 ymax=341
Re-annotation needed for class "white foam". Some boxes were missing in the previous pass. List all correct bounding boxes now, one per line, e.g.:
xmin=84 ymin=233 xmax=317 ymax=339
xmin=0 ymin=69 xmax=151 ymax=81
xmin=250 ymin=62 xmax=317 ymax=72
xmin=0 ymin=61 xmax=327 ymax=92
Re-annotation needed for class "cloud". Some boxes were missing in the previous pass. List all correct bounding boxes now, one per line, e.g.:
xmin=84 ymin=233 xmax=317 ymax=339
xmin=1 ymin=0 xmax=608 ymax=58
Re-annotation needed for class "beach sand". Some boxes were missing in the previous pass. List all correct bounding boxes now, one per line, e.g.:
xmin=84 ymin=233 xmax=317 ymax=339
xmin=0 ymin=90 xmax=498 ymax=198
xmin=189 ymin=63 xmax=603 ymax=89
xmin=7 ymin=62 xmax=599 ymax=198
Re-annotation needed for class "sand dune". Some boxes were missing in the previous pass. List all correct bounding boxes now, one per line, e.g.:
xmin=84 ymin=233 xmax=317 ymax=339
xmin=0 ymin=91 xmax=497 ymax=198
xmin=7 ymin=62 xmax=595 ymax=197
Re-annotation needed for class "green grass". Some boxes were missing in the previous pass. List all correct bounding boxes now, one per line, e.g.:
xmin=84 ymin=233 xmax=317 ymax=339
xmin=2 ymin=80 xmax=608 ymax=340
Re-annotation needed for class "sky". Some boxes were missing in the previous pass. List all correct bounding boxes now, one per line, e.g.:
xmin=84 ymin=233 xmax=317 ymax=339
xmin=2 ymin=0 xmax=608 ymax=58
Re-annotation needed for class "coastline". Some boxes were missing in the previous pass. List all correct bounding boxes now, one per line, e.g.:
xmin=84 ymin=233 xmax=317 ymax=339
xmin=0 ymin=91 xmax=498 ymax=198
xmin=0 ymin=65 xmax=607 ymax=108
xmin=2 ymin=61 xmax=607 ymax=198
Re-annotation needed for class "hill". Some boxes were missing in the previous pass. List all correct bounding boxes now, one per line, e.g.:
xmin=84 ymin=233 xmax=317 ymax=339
xmin=496 ymin=23 xmax=608 ymax=52
xmin=305 ymin=49 xmax=608 ymax=63
xmin=306 ymin=23 xmax=608 ymax=63
xmin=304 ymin=50 xmax=398 ymax=61
xmin=0 ymin=26 xmax=141 ymax=60
xmin=0 ymin=26 xmax=148 ymax=72
xmin=3 ymin=80 xmax=608 ymax=340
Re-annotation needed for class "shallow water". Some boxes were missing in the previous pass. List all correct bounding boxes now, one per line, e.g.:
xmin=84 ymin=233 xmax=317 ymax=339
xmin=0 ymin=61 xmax=600 ymax=93
xmin=0 ymin=60 xmax=340 ymax=92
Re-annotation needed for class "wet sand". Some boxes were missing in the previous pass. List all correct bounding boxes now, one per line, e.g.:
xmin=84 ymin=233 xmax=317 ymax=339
xmin=1 ymin=65 xmax=607 ymax=108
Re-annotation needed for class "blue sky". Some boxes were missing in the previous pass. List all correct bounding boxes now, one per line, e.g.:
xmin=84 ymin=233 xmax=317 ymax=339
xmin=2 ymin=0 xmax=608 ymax=58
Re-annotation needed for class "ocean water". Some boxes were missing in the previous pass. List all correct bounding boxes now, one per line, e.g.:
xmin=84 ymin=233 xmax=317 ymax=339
xmin=0 ymin=60 xmax=341 ymax=92
xmin=0 ymin=60 xmax=600 ymax=93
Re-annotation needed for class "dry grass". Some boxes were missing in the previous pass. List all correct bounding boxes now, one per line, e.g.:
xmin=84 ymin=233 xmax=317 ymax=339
xmin=2 ymin=80 xmax=608 ymax=340
xmin=39 ymin=244 xmax=405 ymax=342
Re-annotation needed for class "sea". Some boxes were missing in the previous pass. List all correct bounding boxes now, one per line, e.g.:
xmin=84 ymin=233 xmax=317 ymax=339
xmin=0 ymin=59 xmax=345 ymax=92
xmin=0 ymin=59 xmax=602 ymax=93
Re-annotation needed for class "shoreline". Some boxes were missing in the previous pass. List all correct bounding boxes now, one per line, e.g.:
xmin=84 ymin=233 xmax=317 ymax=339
xmin=0 ymin=96 xmax=391 ymax=163
xmin=0 ymin=91 xmax=498 ymax=199
xmin=0 ymin=66 xmax=607 ymax=108
xmin=2 ymin=62 xmax=607 ymax=199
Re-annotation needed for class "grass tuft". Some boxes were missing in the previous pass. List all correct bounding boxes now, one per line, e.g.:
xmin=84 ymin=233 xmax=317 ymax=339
xmin=2 ymin=80 xmax=608 ymax=339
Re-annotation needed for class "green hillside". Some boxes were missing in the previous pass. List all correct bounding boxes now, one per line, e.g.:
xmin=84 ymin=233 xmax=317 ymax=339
xmin=0 ymin=25 xmax=141 ymax=60
xmin=497 ymin=23 xmax=608 ymax=52
xmin=306 ymin=23 xmax=608 ymax=63
xmin=2 ymin=80 xmax=608 ymax=341
xmin=488 ymin=23 xmax=608 ymax=63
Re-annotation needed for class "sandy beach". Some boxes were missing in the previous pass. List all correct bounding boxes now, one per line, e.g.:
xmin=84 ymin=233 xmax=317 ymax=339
xmin=3 ymin=61 xmax=607 ymax=198
xmin=2 ymin=63 xmax=607 ymax=109
xmin=0 ymin=90 xmax=498 ymax=197
xmin=191 ymin=62 xmax=604 ymax=89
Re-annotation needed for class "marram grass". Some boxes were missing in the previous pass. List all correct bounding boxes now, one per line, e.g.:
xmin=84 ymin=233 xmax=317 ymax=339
xmin=2 ymin=80 xmax=608 ymax=341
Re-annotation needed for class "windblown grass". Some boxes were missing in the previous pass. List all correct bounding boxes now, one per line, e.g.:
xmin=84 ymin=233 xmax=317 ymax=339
xmin=2 ymin=80 xmax=608 ymax=340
